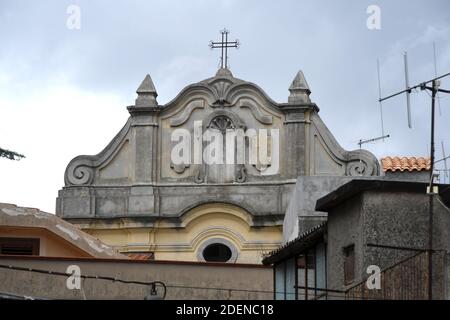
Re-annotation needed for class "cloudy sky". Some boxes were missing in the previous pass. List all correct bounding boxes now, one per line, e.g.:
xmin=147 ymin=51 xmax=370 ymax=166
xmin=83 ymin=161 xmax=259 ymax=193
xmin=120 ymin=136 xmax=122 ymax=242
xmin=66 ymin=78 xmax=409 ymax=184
xmin=1 ymin=0 xmax=449 ymax=213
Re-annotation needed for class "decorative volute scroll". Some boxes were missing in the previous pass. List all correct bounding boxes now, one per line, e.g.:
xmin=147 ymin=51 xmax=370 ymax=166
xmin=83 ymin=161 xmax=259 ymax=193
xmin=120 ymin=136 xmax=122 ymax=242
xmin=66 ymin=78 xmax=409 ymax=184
xmin=308 ymin=112 xmax=381 ymax=177
xmin=64 ymin=119 xmax=133 ymax=186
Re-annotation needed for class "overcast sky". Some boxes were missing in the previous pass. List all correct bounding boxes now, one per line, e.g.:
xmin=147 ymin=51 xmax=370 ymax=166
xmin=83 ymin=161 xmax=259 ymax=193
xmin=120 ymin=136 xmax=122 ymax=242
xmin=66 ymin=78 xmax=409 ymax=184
xmin=1 ymin=0 xmax=449 ymax=213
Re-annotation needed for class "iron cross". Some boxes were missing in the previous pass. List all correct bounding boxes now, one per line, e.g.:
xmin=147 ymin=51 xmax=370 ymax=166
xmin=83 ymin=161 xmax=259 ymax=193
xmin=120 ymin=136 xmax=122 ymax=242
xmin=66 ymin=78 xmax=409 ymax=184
xmin=209 ymin=29 xmax=239 ymax=69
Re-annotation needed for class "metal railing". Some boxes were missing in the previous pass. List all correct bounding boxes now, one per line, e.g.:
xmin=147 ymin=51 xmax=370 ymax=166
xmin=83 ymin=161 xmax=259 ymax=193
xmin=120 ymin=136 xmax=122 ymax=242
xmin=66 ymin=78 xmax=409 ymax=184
xmin=345 ymin=251 xmax=429 ymax=300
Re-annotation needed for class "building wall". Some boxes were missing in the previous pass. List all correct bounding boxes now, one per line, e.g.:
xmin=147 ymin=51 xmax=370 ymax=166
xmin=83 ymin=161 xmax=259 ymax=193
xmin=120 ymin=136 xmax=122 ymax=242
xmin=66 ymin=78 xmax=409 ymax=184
xmin=0 ymin=256 xmax=273 ymax=300
xmin=363 ymin=190 xmax=450 ymax=299
xmin=283 ymin=176 xmax=354 ymax=242
xmin=326 ymin=194 xmax=364 ymax=291
xmin=384 ymin=171 xmax=429 ymax=182
xmin=362 ymin=191 xmax=430 ymax=269
xmin=326 ymin=190 xmax=450 ymax=299
xmin=57 ymin=71 xmax=380 ymax=259
xmin=84 ymin=203 xmax=282 ymax=264
xmin=0 ymin=227 xmax=91 ymax=258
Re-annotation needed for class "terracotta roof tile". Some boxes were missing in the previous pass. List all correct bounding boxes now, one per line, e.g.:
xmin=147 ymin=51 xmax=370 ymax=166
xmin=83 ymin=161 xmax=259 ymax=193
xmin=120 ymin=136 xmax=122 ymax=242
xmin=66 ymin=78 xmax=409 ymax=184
xmin=381 ymin=156 xmax=431 ymax=172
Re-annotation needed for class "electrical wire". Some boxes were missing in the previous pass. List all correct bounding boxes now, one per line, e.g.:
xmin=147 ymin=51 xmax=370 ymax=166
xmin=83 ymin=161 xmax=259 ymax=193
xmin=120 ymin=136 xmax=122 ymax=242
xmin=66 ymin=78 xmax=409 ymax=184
xmin=0 ymin=263 xmax=423 ymax=300
xmin=436 ymin=195 xmax=450 ymax=213
xmin=0 ymin=263 xmax=167 ymax=299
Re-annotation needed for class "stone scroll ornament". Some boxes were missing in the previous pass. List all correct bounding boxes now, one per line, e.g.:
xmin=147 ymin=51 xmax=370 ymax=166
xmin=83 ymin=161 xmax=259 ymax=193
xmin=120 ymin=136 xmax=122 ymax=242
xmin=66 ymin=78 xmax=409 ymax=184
xmin=347 ymin=161 xmax=369 ymax=176
xmin=346 ymin=155 xmax=378 ymax=177
xmin=65 ymin=160 xmax=95 ymax=185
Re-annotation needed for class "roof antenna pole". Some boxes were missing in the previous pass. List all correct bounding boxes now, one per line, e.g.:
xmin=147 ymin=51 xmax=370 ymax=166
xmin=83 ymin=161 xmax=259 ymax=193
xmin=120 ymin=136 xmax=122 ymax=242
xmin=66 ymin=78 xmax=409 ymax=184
xmin=441 ymin=142 xmax=448 ymax=184
xmin=433 ymin=42 xmax=442 ymax=116
xmin=377 ymin=59 xmax=385 ymax=139
xmin=404 ymin=52 xmax=412 ymax=128
xmin=379 ymin=54 xmax=450 ymax=300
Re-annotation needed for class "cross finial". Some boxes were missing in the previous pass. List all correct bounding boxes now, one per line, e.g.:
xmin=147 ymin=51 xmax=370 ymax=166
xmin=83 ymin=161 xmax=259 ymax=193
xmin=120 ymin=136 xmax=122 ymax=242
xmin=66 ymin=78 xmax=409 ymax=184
xmin=209 ymin=28 xmax=239 ymax=69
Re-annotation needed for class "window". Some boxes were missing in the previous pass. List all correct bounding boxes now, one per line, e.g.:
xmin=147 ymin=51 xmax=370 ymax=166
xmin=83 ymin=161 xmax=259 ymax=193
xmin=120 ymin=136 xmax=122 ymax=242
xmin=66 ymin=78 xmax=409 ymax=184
xmin=202 ymin=243 xmax=232 ymax=262
xmin=343 ymin=244 xmax=355 ymax=285
xmin=0 ymin=238 xmax=40 ymax=256
xmin=294 ymin=244 xmax=328 ymax=300
xmin=297 ymin=249 xmax=316 ymax=300
xmin=274 ymin=262 xmax=286 ymax=300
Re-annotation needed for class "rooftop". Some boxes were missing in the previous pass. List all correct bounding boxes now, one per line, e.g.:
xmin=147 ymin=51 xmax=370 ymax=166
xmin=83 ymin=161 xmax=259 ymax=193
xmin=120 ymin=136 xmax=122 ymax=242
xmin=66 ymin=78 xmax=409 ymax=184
xmin=381 ymin=156 xmax=431 ymax=172
xmin=0 ymin=203 xmax=127 ymax=259
xmin=262 ymin=222 xmax=326 ymax=265
xmin=315 ymin=179 xmax=450 ymax=212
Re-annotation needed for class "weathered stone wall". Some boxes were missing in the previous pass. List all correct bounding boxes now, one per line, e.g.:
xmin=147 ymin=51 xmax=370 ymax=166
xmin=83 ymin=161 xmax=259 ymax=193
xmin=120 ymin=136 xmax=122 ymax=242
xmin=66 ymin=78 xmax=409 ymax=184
xmin=0 ymin=256 xmax=273 ymax=300
xmin=57 ymin=70 xmax=380 ymax=224
xmin=283 ymin=176 xmax=354 ymax=242
xmin=326 ymin=194 xmax=364 ymax=291
xmin=326 ymin=189 xmax=450 ymax=299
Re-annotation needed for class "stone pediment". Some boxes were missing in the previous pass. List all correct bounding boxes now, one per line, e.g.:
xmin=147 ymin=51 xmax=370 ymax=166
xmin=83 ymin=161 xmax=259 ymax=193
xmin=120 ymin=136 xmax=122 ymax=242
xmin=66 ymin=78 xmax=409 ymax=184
xmin=58 ymin=68 xmax=380 ymax=221
xmin=161 ymin=68 xmax=280 ymax=117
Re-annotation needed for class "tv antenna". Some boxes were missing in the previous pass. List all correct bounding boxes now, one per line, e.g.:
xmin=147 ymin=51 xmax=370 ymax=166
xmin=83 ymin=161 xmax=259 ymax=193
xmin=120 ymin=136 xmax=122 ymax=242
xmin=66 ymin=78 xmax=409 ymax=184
xmin=356 ymin=134 xmax=390 ymax=176
xmin=433 ymin=42 xmax=442 ymax=116
xmin=379 ymin=50 xmax=450 ymax=299
xmin=357 ymin=134 xmax=390 ymax=149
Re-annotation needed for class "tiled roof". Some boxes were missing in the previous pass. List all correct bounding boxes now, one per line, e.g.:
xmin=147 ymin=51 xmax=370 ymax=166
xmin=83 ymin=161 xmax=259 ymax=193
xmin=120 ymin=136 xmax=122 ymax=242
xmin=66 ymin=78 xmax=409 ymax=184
xmin=381 ymin=156 xmax=431 ymax=172
xmin=262 ymin=222 xmax=326 ymax=265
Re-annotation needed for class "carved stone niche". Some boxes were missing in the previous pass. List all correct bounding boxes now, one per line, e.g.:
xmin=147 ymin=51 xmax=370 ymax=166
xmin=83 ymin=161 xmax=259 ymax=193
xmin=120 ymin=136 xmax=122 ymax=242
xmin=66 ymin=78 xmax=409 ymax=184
xmin=193 ymin=110 xmax=247 ymax=184
xmin=204 ymin=110 xmax=246 ymax=131
xmin=208 ymin=115 xmax=236 ymax=133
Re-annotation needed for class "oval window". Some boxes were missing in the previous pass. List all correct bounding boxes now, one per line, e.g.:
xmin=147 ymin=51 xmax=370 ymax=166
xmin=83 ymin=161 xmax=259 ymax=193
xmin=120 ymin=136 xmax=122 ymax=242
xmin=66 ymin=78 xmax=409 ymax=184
xmin=202 ymin=243 xmax=232 ymax=262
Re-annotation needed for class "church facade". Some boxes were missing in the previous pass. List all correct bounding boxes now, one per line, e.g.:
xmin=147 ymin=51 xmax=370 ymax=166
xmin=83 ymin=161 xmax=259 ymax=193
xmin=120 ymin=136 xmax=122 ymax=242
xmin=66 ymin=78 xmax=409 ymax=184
xmin=56 ymin=67 xmax=380 ymax=264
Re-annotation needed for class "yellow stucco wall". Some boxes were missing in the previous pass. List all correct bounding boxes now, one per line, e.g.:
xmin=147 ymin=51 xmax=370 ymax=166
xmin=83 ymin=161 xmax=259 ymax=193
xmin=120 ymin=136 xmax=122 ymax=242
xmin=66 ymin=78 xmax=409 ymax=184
xmin=0 ymin=227 xmax=92 ymax=258
xmin=84 ymin=203 xmax=282 ymax=264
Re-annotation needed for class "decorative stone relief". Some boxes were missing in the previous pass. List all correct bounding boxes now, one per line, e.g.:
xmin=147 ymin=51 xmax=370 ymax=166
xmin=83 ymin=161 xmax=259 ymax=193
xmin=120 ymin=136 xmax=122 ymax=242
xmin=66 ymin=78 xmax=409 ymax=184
xmin=238 ymin=99 xmax=273 ymax=125
xmin=207 ymin=115 xmax=236 ymax=133
xmin=66 ymin=163 xmax=94 ymax=186
xmin=236 ymin=165 xmax=247 ymax=183
xmin=170 ymin=100 xmax=205 ymax=127
xmin=170 ymin=162 xmax=190 ymax=174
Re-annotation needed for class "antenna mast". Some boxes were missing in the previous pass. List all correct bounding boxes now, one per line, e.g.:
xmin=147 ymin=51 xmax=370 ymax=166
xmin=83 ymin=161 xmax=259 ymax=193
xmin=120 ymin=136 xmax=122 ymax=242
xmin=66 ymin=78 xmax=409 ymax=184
xmin=403 ymin=52 xmax=412 ymax=128
xmin=377 ymin=59 xmax=385 ymax=137
xmin=433 ymin=42 xmax=442 ymax=116
xmin=380 ymin=69 xmax=450 ymax=300
xmin=358 ymin=135 xmax=390 ymax=149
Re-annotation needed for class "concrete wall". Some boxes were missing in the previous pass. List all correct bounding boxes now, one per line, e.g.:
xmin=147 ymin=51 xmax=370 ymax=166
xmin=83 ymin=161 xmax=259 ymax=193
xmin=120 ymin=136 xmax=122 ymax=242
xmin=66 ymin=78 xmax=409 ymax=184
xmin=0 ymin=256 xmax=273 ymax=300
xmin=385 ymin=171 xmax=430 ymax=182
xmin=326 ymin=190 xmax=450 ymax=299
xmin=326 ymin=194 xmax=364 ymax=291
xmin=283 ymin=176 xmax=354 ymax=242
